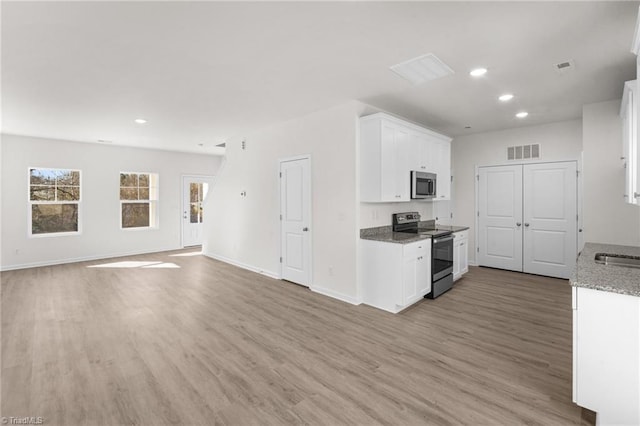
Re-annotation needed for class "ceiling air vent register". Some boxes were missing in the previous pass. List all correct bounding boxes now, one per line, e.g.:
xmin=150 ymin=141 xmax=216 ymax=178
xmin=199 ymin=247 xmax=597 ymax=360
xmin=390 ymin=53 xmax=454 ymax=85
xmin=507 ymin=144 xmax=540 ymax=160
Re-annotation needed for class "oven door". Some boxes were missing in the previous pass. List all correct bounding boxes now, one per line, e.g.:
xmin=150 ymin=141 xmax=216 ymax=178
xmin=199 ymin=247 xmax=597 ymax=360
xmin=432 ymin=234 xmax=454 ymax=281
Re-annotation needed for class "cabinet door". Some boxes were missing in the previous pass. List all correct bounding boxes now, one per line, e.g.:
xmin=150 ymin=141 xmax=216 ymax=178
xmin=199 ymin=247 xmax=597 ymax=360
xmin=402 ymin=256 xmax=419 ymax=305
xmin=381 ymin=122 xmax=410 ymax=202
xmin=453 ymin=238 xmax=461 ymax=279
xmin=416 ymin=249 xmax=431 ymax=296
xmin=622 ymin=82 xmax=638 ymax=205
xmin=433 ymin=140 xmax=451 ymax=200
xmin=459 ymin=238 xmax=468 ymax=275
xmin=409 ymin=131 xmax=431 ymax=172
xmin=402 ymin=245 xmax=430 ymax=305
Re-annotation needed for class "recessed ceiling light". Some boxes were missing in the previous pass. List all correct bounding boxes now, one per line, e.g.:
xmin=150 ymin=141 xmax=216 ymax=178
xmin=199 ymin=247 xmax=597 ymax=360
xmin=516 ymin=111 xmax=529 ymax=118
xmin=469 ymin=68 xmax=487 ymax=77
xmin=499 ymin=94 xmax=514 ymax=102
xmin=134 ymin=118 xmax=147 ymax=124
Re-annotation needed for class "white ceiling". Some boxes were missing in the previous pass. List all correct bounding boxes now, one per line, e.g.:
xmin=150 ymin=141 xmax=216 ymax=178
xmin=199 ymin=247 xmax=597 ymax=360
xmin=2 ymin=1 xmax=638 ymax=154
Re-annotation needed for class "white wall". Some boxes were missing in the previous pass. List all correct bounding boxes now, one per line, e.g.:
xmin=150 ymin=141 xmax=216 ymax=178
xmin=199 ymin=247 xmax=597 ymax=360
xmin=1 ymin=134 xmax=222 ymax=270
xmin=204 ymin=101 xmax=365 ymax=303
xmin=583 ymin=100 xmax=640 ymax=246
xmin=359 ymin=202 xmax=434 ymax=228
xmin=452 ymin=120 xmax=583 ymax=264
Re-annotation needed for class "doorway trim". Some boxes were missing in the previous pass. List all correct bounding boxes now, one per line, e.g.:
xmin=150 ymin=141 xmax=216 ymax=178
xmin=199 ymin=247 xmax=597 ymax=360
xmin=181 ymin=174 xmax=215 ymax=248
xmin=278 ymin=154 xmax=313 ymax=286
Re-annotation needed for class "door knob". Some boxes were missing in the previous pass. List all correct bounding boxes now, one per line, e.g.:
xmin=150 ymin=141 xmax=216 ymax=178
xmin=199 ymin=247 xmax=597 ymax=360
xmin=516 ymin=222 xmax=522 ymax=227
xmin=524 ymin=223 xmax=530 ymax=227
xmin=302 ymin=227 xmax=309 ymax=232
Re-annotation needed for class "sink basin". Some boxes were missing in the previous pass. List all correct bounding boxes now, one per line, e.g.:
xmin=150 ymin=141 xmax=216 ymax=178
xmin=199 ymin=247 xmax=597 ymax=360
xmin=594 ymin=253 xmax=640 ymax=269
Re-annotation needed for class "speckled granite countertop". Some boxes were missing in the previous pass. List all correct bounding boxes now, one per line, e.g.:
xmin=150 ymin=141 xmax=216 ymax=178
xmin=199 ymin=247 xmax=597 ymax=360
xmin=360 ymin=224 xmax=470 ymax=245
xmin=570 ymin=242 xmax=640 ymax=297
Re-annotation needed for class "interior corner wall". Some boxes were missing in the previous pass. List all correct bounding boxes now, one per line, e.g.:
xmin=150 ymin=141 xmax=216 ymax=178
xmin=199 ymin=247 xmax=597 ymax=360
xmin=583 ymin=100 xmax=640 ymax=246
xmin=451 ymin=120 xmax=583 ymax=265
xmin=0 ymin=134 xmax=222 ymax=270
xmin=203 ymin=101 xmax=362 ymax=303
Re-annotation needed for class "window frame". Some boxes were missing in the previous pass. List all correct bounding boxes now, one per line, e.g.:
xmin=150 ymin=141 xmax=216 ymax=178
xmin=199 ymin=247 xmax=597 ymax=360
xmin=119 ymin=171 xmax=159 ymax=231
xmin=27 ymin=167 xmax=82 ymax=238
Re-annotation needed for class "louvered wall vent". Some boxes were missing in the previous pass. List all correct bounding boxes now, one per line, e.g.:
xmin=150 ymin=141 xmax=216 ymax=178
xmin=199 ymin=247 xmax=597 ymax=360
xmin=507 ymin=144 xmax=540 ymax=160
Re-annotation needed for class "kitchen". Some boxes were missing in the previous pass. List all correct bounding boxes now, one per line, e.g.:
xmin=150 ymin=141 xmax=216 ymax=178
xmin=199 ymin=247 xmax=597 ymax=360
xmin=2 ymin=2 xmax=640 ymax=425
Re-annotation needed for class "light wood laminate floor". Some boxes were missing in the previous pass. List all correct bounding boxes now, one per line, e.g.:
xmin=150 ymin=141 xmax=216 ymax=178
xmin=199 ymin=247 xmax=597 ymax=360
xmin=2 ymin=250 xmax=593 ymax=425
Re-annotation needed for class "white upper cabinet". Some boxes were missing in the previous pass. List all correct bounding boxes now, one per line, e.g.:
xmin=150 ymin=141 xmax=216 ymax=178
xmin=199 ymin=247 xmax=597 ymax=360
xmin=630 ymin=14 xmax=640 ymax=205
xmin=432 ymin=139 xmax=451 ymax=200
xmin=380 ymin=121 xmax=410 ymax=201
xmin=409 ymin=131 xmax=432 ymax=172
xmin=360 ymin=113 xmax=451 ymax=203
xmin=621 ymin=80 xmax=638 ymax=205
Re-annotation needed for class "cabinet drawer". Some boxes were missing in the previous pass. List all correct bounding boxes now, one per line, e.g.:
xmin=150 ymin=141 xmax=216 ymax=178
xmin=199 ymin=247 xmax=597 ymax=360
xmin=403 ymin=240 xmax=429 ymax=258
xmin=454 ymin=230 xmax=469 ymax=241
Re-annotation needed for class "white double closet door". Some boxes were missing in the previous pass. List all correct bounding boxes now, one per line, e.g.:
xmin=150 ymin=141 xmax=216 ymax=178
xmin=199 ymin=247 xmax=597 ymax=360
xmin=477 ymin=161 xmax=577 ymax=279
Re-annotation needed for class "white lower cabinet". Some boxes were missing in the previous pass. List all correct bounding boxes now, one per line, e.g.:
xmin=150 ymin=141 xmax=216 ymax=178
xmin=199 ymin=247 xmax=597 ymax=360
xmin=361 ymin=239 xmax=431 ymax=313
xmin=453 ymin=230 xmax=469 ymax=281
xmin=573 ymin=287 xmax=640 ymax=425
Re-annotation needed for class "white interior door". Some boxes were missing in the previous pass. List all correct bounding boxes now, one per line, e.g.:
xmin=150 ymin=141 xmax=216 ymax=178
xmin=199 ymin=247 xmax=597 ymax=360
xmin=477 ymin=165 xmax=523 ymax=272
xmin=280 ymin=157 xmax=311 ymax=286
xmin=523 ymin=162 xmax=577 ymax=279
xmin=182 ymin=176 xmax=212 ymax=247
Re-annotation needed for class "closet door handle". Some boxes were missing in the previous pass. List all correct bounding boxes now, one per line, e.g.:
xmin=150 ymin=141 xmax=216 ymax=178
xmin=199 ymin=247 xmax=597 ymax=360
xmin=524 ymin=223 xmax=530 ymax=227
xmin=516 ymin=222 xmax=522 ymax=227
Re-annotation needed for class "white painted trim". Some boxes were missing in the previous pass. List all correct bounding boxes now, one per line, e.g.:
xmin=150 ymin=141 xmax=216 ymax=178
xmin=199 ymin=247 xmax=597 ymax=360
xmin=310 ymin=285 xmax=361 ymax=306
xmin=0 ymin=246 xmax=181 ymax=271
xmin=468 ymin=260 xmax=479 ymax=267
xmin=278 ymin=155 xmax=313 ymax=287
xmin=203 ymin=252 xmax=280 ymax=280
xmin=474 ymin=164 xmax=480 ymax=266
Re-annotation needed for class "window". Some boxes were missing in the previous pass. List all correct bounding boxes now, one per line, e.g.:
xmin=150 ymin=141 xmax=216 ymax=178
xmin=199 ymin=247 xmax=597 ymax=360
xmin=29 ymin=168 xmax=81 ymax=235
xmin=120 ymin=172 xmax=158 ymax=229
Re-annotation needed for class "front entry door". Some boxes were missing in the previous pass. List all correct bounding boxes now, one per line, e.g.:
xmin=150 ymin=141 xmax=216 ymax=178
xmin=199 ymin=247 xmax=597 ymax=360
xmin=523 ymin=162 xmax=577 ymax=279
xmin=280 ymin=157 xmax=311 ymax=286
xmin=477 ymin=165 xmax=523 ymax=272
xmin=182 ymin=176 xmax=213 ymax=247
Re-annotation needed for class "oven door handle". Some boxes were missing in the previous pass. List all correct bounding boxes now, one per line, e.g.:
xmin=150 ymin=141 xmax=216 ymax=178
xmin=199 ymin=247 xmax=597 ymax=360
xmin=433 ymin=235 xmax=454 ymax=244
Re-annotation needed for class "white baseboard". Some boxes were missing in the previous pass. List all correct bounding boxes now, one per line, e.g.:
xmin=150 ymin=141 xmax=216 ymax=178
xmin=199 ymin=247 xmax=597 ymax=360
xmin=203 ymin=252 xmax=280 ymax=280
xmin=203 ymin=252 xmax=361 ymax=306
xmin=0 ymin=246 xmax=180 ymax=272
xmin=468 ymin=260 xmax=478 ymax=266
xmin=310 ymin=285 xmax=361 ymax=306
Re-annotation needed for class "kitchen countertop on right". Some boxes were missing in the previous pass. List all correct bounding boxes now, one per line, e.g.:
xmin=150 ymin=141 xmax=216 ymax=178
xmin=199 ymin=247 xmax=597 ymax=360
xmin=570 ymin=242 xmax=640 ymax=297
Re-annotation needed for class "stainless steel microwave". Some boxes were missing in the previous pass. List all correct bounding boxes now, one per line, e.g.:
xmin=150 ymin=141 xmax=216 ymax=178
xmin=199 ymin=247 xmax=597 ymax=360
xmin=411 ymin=171 xmax=436 ymax=199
